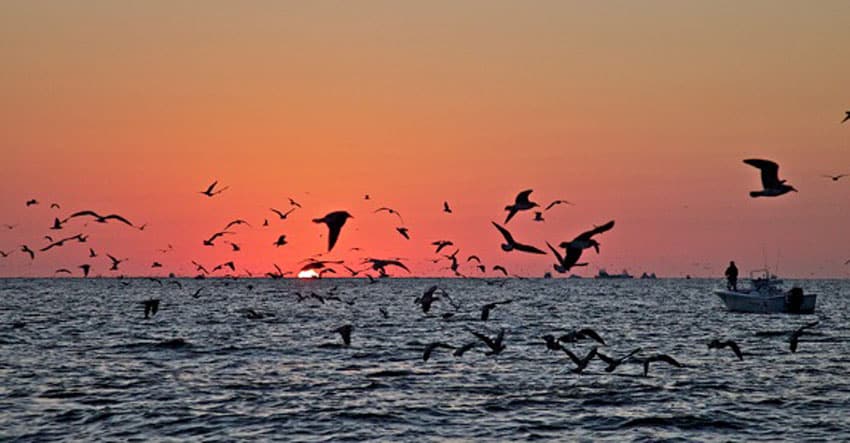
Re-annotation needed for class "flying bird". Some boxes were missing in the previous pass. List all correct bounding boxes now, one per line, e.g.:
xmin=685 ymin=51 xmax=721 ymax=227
xmin=471 ymin=329 xmax=506 ymax=356
xmin=432 ymin=240 xmax=453 ymax=254
xmin=467 ymin=255 xmax=481 ymax=263
xmin=288 ymin=198 xmax=302 ymax=208
xmin=270 ymin=208 xmax=297 ymax=220
xmin=443 ymin=201 xmax=452 ymax=213
xmin=533 ymin=212 xmax=544 ymax=222
xmin=107 ymin=254 xmax=126 ymax=271
xmin=542 ymin=335 xmax=563 ymax=352
xmin=821 ymin=173 xmax=849 ymax=182
xmin=79 ymin=264 xmax=91 ymax=277
xmin=200 ymin=180 xmax=228 ymax=197
xmin=50 ymin=218 xmax=63 ymax=230
xmin=88 ymin=248 xmax=97 ymax=258
xmin=64 ymin=210 xmax=134 ymax=227
xmin=20 ymin=245 xmax=35 ymax=260
xmin=364 ymin=258 xmax=410 ymax=276
xmin=504 ymin=189 xmax=538 ymax=223
xmin=374 ymin=207 xmax=404 ymax=223
xmin=562 ymin=346 xmax=598 ymax=374
xmin=708 ymin=339 xmax=743 ymax=361
xmin=789 ymin=321 xmax=819 ymax=353
xmin=203 ymin=231 xmax=234 ymax=246
xmin=273 ymin=235 xmax=288 ymax=247
xmin=313 ymin=211 xmax=353 ymax=252
xmin=492 ymin=222 xmax=546 ymax=254
xmin=54 ymin=268 xmax=72 ymax=275
xmin=743 ymin=159 xmax=797 ymax=198
xmin=396 ymin=227 xmax=410 ymax=240
xmin=335 ymin=324 xmax=353 ymax=347
xmin=545 ymin=199 xmax=574 ymax=210
xmin=142 ymin=299 xmax=160 ymax=319
xmin=223 ymin=219 xmax=251 ymax=230
xmin=480 ymin=300 xmax=512 ymax=321
xmin=842 ymin=110 xmax=850 ymax=123
xmin=151 ymin=262 xmax=163 ymax=268
xmin=559 ymin=221 xmax=615 ymax=253
xmin=492 ymin=265 xmax=508 ymax=276
xmin=546 ymin=242 xmax=586 ymax=273
xmin=26 ymin=199 xmax=39 ymax=207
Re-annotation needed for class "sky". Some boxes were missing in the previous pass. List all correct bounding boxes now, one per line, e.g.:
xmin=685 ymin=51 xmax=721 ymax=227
xmin=1 ymin=1 xmax=850 ymax=278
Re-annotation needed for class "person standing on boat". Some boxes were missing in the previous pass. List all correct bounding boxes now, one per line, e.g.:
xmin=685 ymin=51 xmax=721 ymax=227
xmin=725 ymin=261 xmax=739 ymax=291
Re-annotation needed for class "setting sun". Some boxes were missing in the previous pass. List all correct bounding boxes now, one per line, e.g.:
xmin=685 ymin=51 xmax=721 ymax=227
xmin=297 ymin=270 xmax=319 ymax=279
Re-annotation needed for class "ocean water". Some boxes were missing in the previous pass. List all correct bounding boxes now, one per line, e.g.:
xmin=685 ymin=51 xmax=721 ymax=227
xmin=1 ymin=277 xmax=847 ymax=442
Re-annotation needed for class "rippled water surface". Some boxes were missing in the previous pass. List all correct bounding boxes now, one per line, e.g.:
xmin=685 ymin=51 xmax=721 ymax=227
xmin=1 ymin=278 xmax=848 ymax=441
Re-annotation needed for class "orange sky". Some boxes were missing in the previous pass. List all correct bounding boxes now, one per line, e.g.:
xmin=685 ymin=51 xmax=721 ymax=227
xmin=2 ymin=1 xmax=850 ymax=278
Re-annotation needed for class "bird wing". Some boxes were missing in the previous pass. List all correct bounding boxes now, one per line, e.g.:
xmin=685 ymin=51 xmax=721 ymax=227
xmin=103 ymin=214 xmax=134 ymax=226
xmin=575 ymin=220 xmax=616 ymax=242
xmin=326 ymin=223 xmax=343 ymax=252
xmin=270 ymin=208 xmax=285 ymax=218
xmin=204 ymin=181 xmax=218 ymax=194
xmin=493 ymin=265 xmax=508 ymax=276
xmin=491 ymin=222 xmax=515 ymax=244
xmin=515 ymin=189 xmax=534 ymax=205
xmin=743 ymin=159 xmax=782 ymax=188
xmin=471 ymin=332 xmax=496 ymax=350
xmin=728 ymin=341 xmax=743 ymax=360
xmin=561 ymin=347 xmax=582 ymax=366
xmin=467 ymin=255 xmax=481 ymax=263
xmin=66 ymin=210 xmax=101 ymax=221
xmin=577 ymin=328 xmax=606 ymax=345
xmin=514 ymin=242 xmax=547 ymax=255
xmin=546 ymin=242 xmax=565 ymax=265
xmin=385 ymin=260 xmax=410 ymax=272
xmin=649 ymin=354 xmax=682 ymax=367
xmin=596 ymin=352 xmax=615 ymax=365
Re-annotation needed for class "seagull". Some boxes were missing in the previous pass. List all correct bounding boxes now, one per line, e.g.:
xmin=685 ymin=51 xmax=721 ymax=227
xmin=471 ymin=329 xmax=506 ymax=355
xmin=288 ymin=198 xmax=302 ymax=208
xmin=504 ymin=189 xmax=539 ymax=223
xmin=559 ymin=221 xmax=615 ymax=253
xmin=743 ymin=159 xmax=797 ymax=197
xmin=416 ymin=285 xmax=443 ymax=313
xmin=374 ymin=207 xmax=404 ymax=223
xmin=191 ymin=287 xmax=204 ymax=298
xmin=227 ymin=241 xmax=241 ymax=252
xmin=0 ymin=250 xmax=11 ymax=258
xmin=203 ymin=231 xmax=234 ymax=246
xmin=637 ymin=354 xmax=683 ymax=377
xmin=492 ymin=222 xmax=546 ymax=254
xmin=545 ymin=199 xmax=574 ymax=211
xmin=467 ymin=255 xmax=481 ymax=263
xmin=20 ymin=245 xmax=35 ymax=260
xmin=364 ymin=194 xmax=370 ymax=200
xmin=50 ymin=203 xmax=61 ymax=209
xmin=142 ymin=299 xmax=160 ymax=319
xmin=492 ymin=265 xmax=508 ymax=276
xmin=273 ymin=235 xmax=288 ymax=247
xmin=26 ymin=199 xmax=39 ymax=207
xmin=335 ymin=324 xmax=353 ymax=347
xmin=79 ymin=264 xmax=91 ymax=277
xmin=396 ymin=227 xmax=410 ymax=240
xmin=559 ymin=328 xmax=605 ymax=345
xmin=789 ymin=321 xmax=819 ymax=353
xmin=480 ymin=300 xmax=512 ymax=321
xmin=192 ymin=261 xmax=209 ymax=275
xmin=364 ymin=258 xmax=410 ymax=276
xmin=596 ymin=348 xmax=642 ymax=372
xmin=708 ymin=339 xmax=743 ymax=361
xmin=270 ymin=208 xmax=297 ymax=220
xmin=223 ymin=219 xmax=251 ymax=230
xmin=533 ymin=212 xmax=544 ymax=222
xmin=64 ymin=210 xmax=134 ymax=227
xmin=107 ymin=254 xmax=126 ymax=271
xmin=151 ymin=262 xmax=163 ymax=268
xmin=821 ymin=173 xmax=849 ymax=182
xmin=423 ymin=342 xmax=456 ymax=362
xmin=200 ymin=180 xmax=228 ymax=197
xmin=562 ymin=346 xmax=598 ymax=374
xmin=54 ymin=268 xmax=72 ymax=275
xmin=546 ymin=242 xmax=586 ymax=273
xmin=50 ymin=218 xmax=63 ymax=230
xmin=2 ymin=224 xmax=16 ymax=230
xmin=212 ymin=261 xmax=236 ymax=272
xmin=842 ymin=110 xmax=850 ymax=123
xmin=443 ymin=201 xmax=452 ymax=213
xmin=313 ymin=211 xmax=353 ymax=252
xmin=432 ymin=240 xmax=453 ymax=254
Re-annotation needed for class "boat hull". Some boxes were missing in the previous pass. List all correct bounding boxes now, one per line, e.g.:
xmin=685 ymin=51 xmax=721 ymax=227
xmin=714 ymin=290 xmax=816 ymax=314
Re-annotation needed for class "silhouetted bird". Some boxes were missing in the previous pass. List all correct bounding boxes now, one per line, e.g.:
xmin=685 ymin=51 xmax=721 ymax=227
xmin=562 ymin=346 xmax=598 ymax=374
xmin=416 ymin=285 xmax=442 ymax=313
xmin=822 ymin=173 xmax=849 ymax=182
xmin=493 ymin=265 xmax=508 ymax=276
xmin=64 ymin=210 xmax=134 ymax=227
xmin=789 ymin=321 xmax=819 ymax=352
xmin=223 ymin=219 xmax=251 ymax=230
xmin=50 ymin=218 xmax=63 ymax=230
xmin=374 ymin=207 xmax=404 ymax=223
xmin=471 ymin=329 xmax=506 ymax=355
xmin=533 ymin=212 xmax=544 ymax=222
xmin=396 ymin=227 xmax=410 ymax=240
xmin=480 ymin=300 xmax=512 ymax=321
xmin=273 ymin=235 xmax=288 ymax=247
xmin=743 ymin=159 xmax=797 ymax=197
xmin=467 ymin=255 xmax=481 ymax=263
xmin=542 ymin=335 xmax=562 ymax=351
xmin=545 ymin=199 xmax=573 ymax=210
xmin=203 ymin=231 xmax=234 ymax=246
xmin=270 ymin=208 xmax=296 ymax=220
xmin=288 ymin=197 xmax=302 ymax=208
xmin=26 ymin=199 xmax=38 ymax=207
xmin=432 ymin=240 xmax=453 ymax=254
xmin=89 ymin=248 xmax=97 ymax=258
xmin=107 ymin=254 xmax=125 ymax=271
xmin=492 ymin=222 xmax=545 ymax=254
xmin=638 ymin=354 xmax=683 ymax=377
xmin=79 ymin=264 xmax=91 ymax=277
xmin=546 ymin=241 xmax=586 ymax=273
xmin=200 ymin=180 xmax=228 ymax=197
xmin=20 ymin=245 xmax=34 ymax=260
xmin=443 ymin=201 xmax=452 ymax=213
xmin=504 ymin=189 xmax=538 ymax=223
xmin=559 ymin=221 xmax=615 ymax=253
xmin=842 ymin=110 xmax=850 ymax=123
xmin=335 ymin=324 xmax=353 ymax=347
xmin=313 ymin=211 xmax=353 ymax=252
xmin=596 ymin=348 xmax=642 ymax=372
xmin=708 ymin=339 xmax=743 ymax=361
xmin=143 ymin=299 xmax=160 ymax=319
xmin=151 ymin=262 xmax=163 ymax=268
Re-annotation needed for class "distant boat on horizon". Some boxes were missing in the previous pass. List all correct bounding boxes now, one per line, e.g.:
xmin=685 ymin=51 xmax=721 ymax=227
xmin=595 ymin=269 xmax=633 ymax=279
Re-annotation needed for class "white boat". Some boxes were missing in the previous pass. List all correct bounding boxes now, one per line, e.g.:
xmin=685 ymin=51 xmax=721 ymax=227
xmin=714 ymin=269 xmax=816 ymax=314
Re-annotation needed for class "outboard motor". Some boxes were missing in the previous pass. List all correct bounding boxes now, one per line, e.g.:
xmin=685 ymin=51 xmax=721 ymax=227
xmin=785 ymin=287 xmax=804 ymax=313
